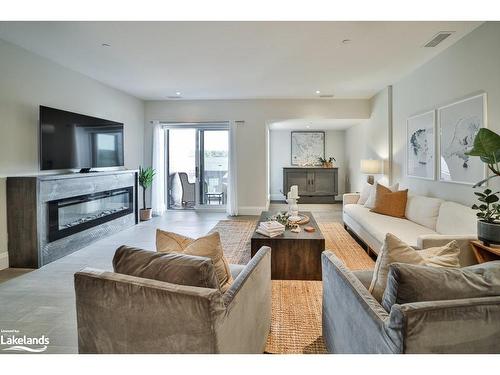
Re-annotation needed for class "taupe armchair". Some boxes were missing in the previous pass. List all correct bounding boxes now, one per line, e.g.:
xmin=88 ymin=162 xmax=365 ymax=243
xmin=74 ymin=247 xmax=271 ymax=354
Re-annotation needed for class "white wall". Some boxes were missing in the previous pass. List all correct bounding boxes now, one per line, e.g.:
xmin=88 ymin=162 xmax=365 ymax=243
xmin=345 ymin=88 xmax=391 ymax=192
xmin=392 ymin=22 xmax=500 ymax=205
xmin=0 ymin=39 xmax=145 ymax=269
xmin=269 ymin=129 xmax=346 ymax=200
xmin=145 ymin=99 xmax=370 ymax=213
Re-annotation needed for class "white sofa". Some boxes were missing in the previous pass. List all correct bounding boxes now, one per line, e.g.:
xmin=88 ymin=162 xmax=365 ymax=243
xmin=343 ymin=193 xmax=478 ymax=266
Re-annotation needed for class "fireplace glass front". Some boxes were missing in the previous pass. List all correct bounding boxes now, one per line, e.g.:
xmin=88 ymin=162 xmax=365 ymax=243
xmin=48 ymin=187 xmax=134 ymax=242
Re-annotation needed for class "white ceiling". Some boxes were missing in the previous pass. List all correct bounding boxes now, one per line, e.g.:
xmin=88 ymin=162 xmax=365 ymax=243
xmin=0 ymin=21 xmax=482 ymax=100
xmin=269 ymin=119 xmax=363 ymax=131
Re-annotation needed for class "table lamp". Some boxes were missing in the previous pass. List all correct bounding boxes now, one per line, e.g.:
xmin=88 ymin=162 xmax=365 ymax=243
xmin=360 ymin=159 xmax=383 ymax=185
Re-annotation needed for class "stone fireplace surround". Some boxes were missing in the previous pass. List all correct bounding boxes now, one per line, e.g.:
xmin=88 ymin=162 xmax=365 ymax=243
xmin=7 ymin=170 xmax=138 ymax=268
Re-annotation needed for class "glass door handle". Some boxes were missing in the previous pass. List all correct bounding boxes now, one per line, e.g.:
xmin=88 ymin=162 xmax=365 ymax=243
xmin=195 ymin=166 xmax=199 ymax=179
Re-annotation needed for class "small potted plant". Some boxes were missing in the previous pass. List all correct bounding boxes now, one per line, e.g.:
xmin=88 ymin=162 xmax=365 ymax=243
xmin=471 ymin=189 xmax=500 ymax=246
xmin=138 ymin=166 xmax=156 ymax=221
xmin=466 ymin=128 xmax=500 ymax=245
xmin=318 ymin=156 xmax=336 ymax=168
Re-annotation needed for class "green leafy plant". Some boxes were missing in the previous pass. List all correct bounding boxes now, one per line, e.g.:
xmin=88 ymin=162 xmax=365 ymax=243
xmin=139 ymin=166 xmax=156 ymax=210
xmin=267 ymin=212 xmax=294 ymax=229
xmin=465 ymin=128 xmax=500 ymax=187
xmin=472 ymin=188 xmax=500 ymax=223
xmin=318 ymin=156 xmax=336 ymax=164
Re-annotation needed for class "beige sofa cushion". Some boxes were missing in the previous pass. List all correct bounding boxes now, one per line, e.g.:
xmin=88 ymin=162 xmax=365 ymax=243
xmin=369 ymin=233 xmax=460 ymax=301
xmin=436 ymin=201 xmax=477 ymax=235
xmin=405 ymin=195 xmax=443 ymax=230
xmin=156 ymin=230 xmax=234 ymax=293
xmin=344 ymin=204 xmax=436 ymax=249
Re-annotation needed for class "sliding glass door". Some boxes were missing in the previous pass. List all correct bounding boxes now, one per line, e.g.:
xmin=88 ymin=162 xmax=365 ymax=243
xmin=166 ymin=124 xmax=228 ymax=210
xmin=200 ymin=129 xmax=229 ymax=206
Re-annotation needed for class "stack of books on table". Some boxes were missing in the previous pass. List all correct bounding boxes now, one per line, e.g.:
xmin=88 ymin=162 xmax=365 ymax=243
xmin=256 ymin=220 xmax=286 ymax=237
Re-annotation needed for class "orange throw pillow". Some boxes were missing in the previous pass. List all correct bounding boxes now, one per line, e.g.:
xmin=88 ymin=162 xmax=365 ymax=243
xmin=370 ymin=183 xmax=408 ymax=218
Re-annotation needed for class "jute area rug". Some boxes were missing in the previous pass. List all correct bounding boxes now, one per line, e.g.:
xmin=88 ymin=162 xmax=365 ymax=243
xmin=210 ymin=219 xmax=375 ymax=354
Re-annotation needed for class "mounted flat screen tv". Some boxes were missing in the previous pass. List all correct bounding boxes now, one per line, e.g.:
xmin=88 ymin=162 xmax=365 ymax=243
xmin=40 ymin=106 xmax=124 ymax=171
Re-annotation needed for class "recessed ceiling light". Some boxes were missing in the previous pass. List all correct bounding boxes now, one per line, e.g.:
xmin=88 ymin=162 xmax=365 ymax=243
xmin=315 ymin=90 xmax=321 ymax=94
xmin=342 ymin=39 xmax=352 ymax=44
xmin=175 ymin=92 xmax=181 ymax=96
xmin=101 ymin=43 xmax=111 ymax=47
xmin=306 ymin=125 xmax=311 ymax=129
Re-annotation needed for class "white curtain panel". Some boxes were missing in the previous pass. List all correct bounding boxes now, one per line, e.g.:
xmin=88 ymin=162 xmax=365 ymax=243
xmin=151 ymin=122 xmax=166 ymax=216
xmin=226 ymin=121 xmax=240 ymax=216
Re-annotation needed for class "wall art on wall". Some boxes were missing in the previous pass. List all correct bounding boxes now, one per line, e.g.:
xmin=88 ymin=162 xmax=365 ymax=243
xmin=291 ymin=131 xmax=325 ymax=166
xmin=438 ymin=93 xmax=487 ymax=185
xmin=406 ymin=110 xmax=436 ymax=180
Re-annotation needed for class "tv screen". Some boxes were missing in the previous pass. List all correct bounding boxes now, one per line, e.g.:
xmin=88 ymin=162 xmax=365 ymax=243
xmin=40 ymin=106 xmax=124 ymax=170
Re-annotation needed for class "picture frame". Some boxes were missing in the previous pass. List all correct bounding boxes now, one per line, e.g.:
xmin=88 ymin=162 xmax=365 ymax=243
xmin=406 ymin=110 xmax=436 ymax=180
xmin=290 ymin=131 xmax=325 ymax=166
xmin=437 ymin=93 xmax=487 ymax=185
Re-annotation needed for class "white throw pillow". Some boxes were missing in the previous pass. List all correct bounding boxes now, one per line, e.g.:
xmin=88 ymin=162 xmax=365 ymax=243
xmin=357 ymin=182 xmax=373 ymax=205
xmin=364 ymin=182 xmax=399 ymax=209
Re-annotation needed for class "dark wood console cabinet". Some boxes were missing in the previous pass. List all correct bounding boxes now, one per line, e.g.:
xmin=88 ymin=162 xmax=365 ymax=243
xmin=283 ymin=167 xmax=338 ymax=203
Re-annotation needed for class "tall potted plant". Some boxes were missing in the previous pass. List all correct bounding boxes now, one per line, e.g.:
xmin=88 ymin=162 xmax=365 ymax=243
xmin=139 ymin=166 xmax=156 ymax=221
xmin=465 ymin=128 xmax=500 ymax=245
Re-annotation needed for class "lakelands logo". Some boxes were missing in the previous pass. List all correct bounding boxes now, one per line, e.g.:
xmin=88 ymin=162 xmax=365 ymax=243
xmin=1 ymin=329 xmax=49 ymax=353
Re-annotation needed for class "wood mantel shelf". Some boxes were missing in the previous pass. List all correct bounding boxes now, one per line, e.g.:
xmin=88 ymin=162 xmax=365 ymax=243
xmin=470 ymin=240 xmax=500 ymax=264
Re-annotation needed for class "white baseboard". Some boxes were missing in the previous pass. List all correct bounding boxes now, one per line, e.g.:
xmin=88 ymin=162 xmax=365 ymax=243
xmin=0 ymin=252 xmax=9 ymax=270
xmin=238 ymin=206 xmax=268 ymax=215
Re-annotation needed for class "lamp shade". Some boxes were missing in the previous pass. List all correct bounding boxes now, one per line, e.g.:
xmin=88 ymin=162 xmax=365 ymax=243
xmin=360 ymin=159 xmax=383 ymax=174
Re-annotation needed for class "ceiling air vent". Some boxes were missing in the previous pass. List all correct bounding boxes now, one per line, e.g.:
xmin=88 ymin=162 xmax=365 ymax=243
xmin=424 ymin=31 xmax=455 ymax=47
xmin=319 ymin=94 xmax=334 ymax=98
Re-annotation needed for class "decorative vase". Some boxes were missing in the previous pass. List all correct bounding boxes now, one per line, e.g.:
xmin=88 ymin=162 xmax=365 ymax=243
xmin=286 ymin=198 xmax=302 ymax=223
xmin=323 ymin=162 xmax=333 ymax=168
xmin=477 ymin=220 xmax=500 ymax=246
xmin=140 ymin=208 xmax=152 ymax=221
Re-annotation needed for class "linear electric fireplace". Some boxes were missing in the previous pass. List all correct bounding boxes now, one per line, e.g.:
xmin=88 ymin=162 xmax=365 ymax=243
xmin=48 ymin=187 xmax=134 ymax=242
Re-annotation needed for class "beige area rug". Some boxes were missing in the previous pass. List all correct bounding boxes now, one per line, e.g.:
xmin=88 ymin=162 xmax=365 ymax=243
xmin=211 ymin=219 xmax=374 ymax=354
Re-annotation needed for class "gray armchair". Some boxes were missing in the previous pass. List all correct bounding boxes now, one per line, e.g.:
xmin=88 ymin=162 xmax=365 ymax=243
xmin=322 ymin=251 xmax=500 ymax=354
xmin=74 ymin=247 xmax=271 ymax=354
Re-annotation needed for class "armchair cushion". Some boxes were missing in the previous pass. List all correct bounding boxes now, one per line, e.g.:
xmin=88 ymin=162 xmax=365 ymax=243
xmin=369 ymin=233 xmax=460 ymax=301
xmin=113 ymin=245 xmax=220 ymax=290
xmin=156 ymin=230 xmax=234 ymax=292
xmin=382 ymin=261 xmax=500 ymax=311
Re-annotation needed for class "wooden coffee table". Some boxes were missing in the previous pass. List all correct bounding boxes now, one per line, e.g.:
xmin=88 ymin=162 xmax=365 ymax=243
xmin=250 ymin=211 xmax=325 ymax=280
